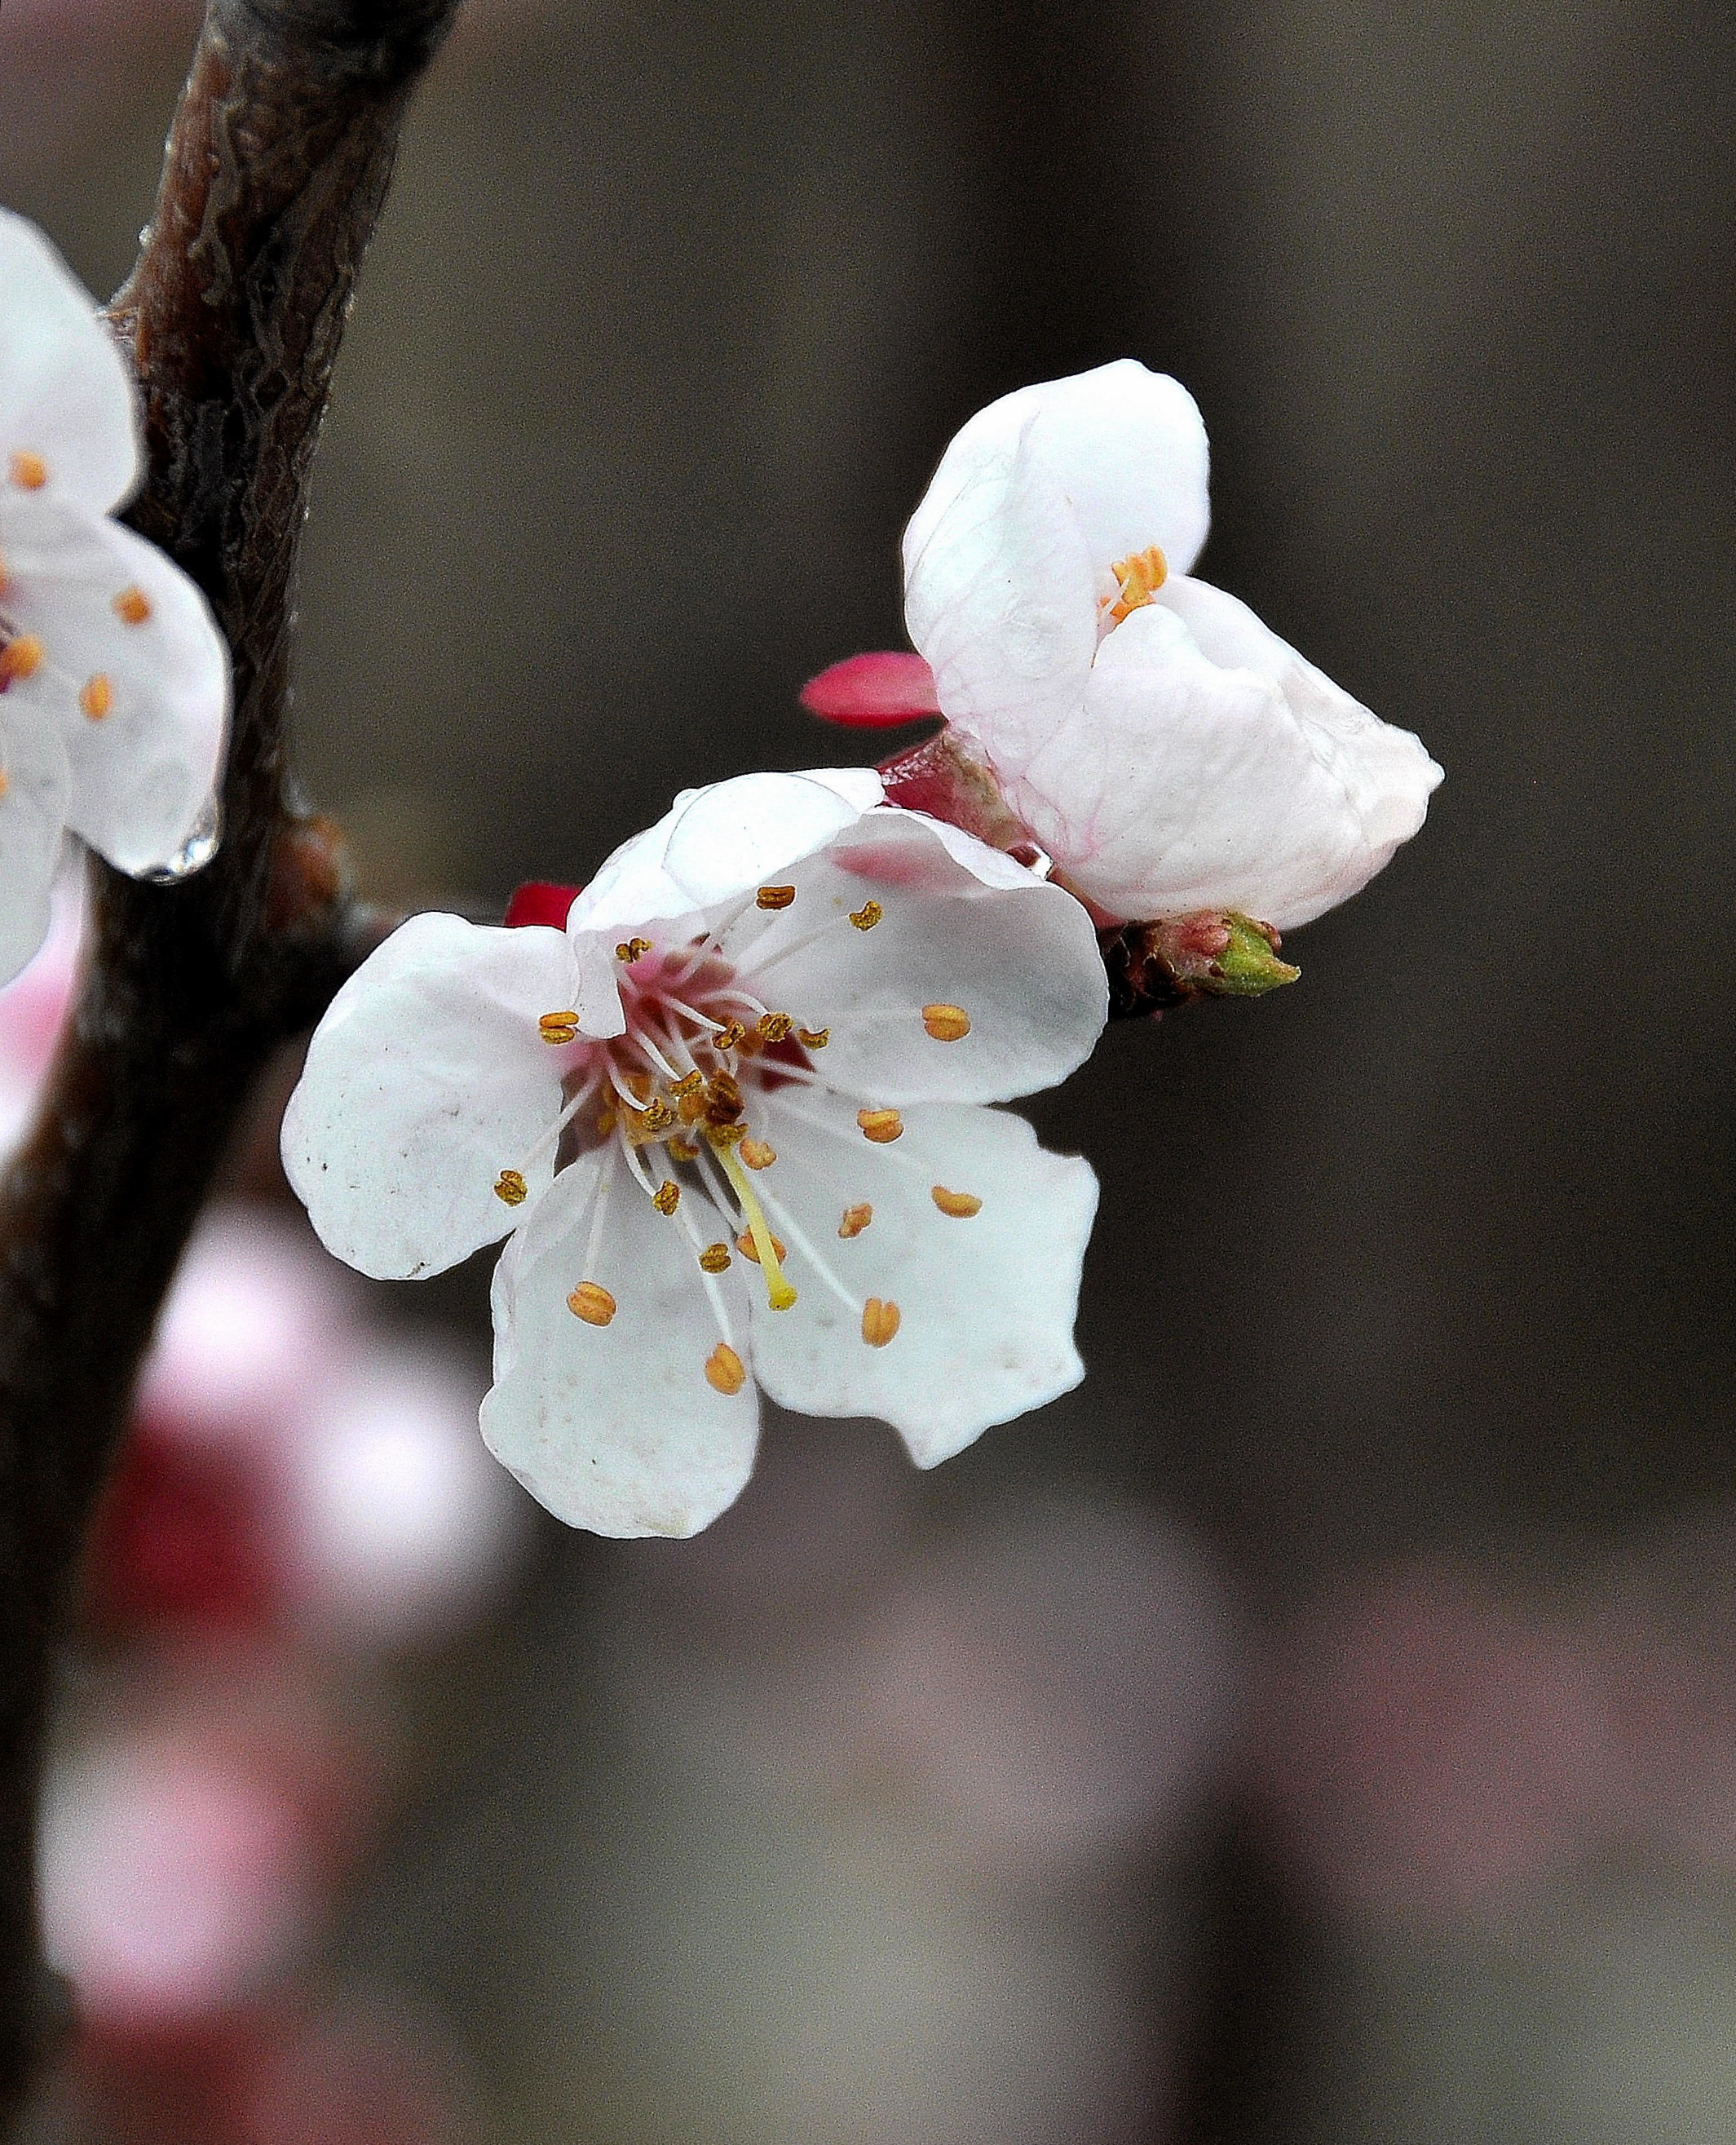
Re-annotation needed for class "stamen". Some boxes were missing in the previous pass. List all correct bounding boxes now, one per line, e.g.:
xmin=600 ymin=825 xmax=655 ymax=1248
xmin=838 ymin=1202 xmax=872 ymax=1238
xmin=615 ymin=937 xmax=652 ymax=963
xmin=699 ymin=1242 xmax=733 ymax=1273
xmin=627 ymin=1098 xmax=677 ymax=1142
xmin=538 ymin=1009 xmax=580 ymax=1045
xmin=668 ymin=1136 xmax=700 ymax=1163
xmin=931 ymin=1185 xmax=983 ymax=1218
xmin=714 ymin=1019 xmax=748 ymax=1051
xmin=705 ymin=1343 xmax=748 ymax=1395
xmin=652 ymin=1180 xmax=681 ymax=1214
xmin=704 ymin=1071 xmax=744 ymax=1126
xmin=670 ymin=1070 xmax=703 ymax=1098
xmin=849 ymin=901 xmax=882 ymax=931
xmin=568 ymin=1280 xmax=617 ymax=1326
xmin=714 ymin=1139 xmax=799 ymax=1311
xmin=857 ymin=1108 xmax=903 ymax=1143
xmin=796 ymin=1028 xmax=829 ymax=1050
xmin=861 ymin=1298 xmax=901 ymax=1347
xmin=113 ymin=585 xmax=152 ymax=626
xmin=921 ymin=1002 xmax=971 ymax=1042
xmin=494 ymin=1169 xmax=529 ymax=1206
xmin=735 ymin=1228 xmax=788 ymax=1266
xmin=756 ymin=885 xmax=796 ymax=910
xmin=0 ymin=635 xmax=44 ymax=685
xmin=1107 ymin=543 xmax=1168 ymax=622
xmin=8 ymin=452 xmax=46 ymax=491
xmin=756 ymin=1011 xmax=794 ymax=1042
xmin=738 ymin=1139 xmax=775 ymax=1170
xmin=79 ymin=674 xmax=113 ymax=720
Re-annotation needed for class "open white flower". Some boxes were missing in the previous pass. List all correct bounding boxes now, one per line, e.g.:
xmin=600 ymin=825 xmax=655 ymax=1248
xmin=0 ymin=210 xmax=229 ymax=980
xmin=283 ymin=770 xmax=1107 ymax=1537
xmin=824 ymin=360 xmax=1441 ymax=931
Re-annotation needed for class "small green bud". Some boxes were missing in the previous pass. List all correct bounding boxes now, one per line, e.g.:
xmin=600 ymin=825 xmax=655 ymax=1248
xmin=1102 ymin=910 xmax=1299 ymax=1017
xmin=1208 ymin=913 xmax=1301 ymax=997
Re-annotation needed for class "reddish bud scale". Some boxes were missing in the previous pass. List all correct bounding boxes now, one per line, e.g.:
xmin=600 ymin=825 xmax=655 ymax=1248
xmin=504 ymin=881 xmax=582 ymax=930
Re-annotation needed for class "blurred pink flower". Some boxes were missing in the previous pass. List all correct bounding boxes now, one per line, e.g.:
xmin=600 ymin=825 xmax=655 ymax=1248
xmin=1249 ymin=1556 xmax=1624 ymax=1921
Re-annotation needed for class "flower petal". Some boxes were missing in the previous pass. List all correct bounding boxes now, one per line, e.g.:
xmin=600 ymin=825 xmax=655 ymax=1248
xmin=0 ymin=497 xmax=228 ymax=874
xmin=731 ymin=807 xmax=1106 ymax=1104
xmin=280 ymin=913 xmax=580 ymax=1280
xmin=0 ymin=710 xmax=70 ymax=985
xmin=749 ymin=1092 xmax=1097 ymax=1465
xmin=481 ymin=1149 xmax=759 ymax=1536
xmin=1010 ymin=577 xmax=1442 ymax=928
xmin=799 ymin=650 xmax=942 ymax=727
xmin=0 ymin=213 xmax=140 ymax=519
xmin=568 ymin=768 xmax=885 ymax=942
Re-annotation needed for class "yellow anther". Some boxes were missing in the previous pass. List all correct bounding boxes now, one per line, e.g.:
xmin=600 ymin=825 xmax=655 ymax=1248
xmin=849 ymin=900 xmax=883 ymax=931
xmin=652 ymin=1179 xmax=681 ymax=1215
xmin=493 ymin=1169 xmax=529 ymax=1206
xmin=857 ymin=1108 xmax=903 ymax=1144
xmin=1106 ymin=542 xmax=1168 ymax=622
xmin=595 ymin=1104 xmax=617 ymax=1136
xmin=931 ymin=1185 xmax=983 ymax=1218
xmin=709 ymin=1120 xmax=747 ymax=1147
xmin=668 ymin=1136 xmax=700 ymax=1163
xmin=796 ymin=1027 xmax=830 ymax=1050
xmin=113 ymin=584 xmax=152 ymax=626
xmin=757 ymin=1011 xmax=793 ymax=1042
xmin=677 ymin=1090 xmax=707 ymax=1125
xmin=838 ymin=1202 xmax=873 ymax=1238
xmin=670 ymin=1070 xmax=703 ymax=1098
xmin=699 ymin=1242 xmax=733 ymax=1274
xmin=704 ymin=1071 xmax=744 ymax=1126
xmin=735 ymin=1227 xmax=788 ymax=1266
xmin=756 ymin=885 xmax=796 ymax=910
xmin=861 ymin=1298 xmax=901 ymax=1347
xmin=705 ymin=1342 xmax=748 ymax=1395
xmin=714 ymin=1019 xmax=748 ymax=1051
xmin=0 ymin=635 xmax=44 ymax=685
xmin=538 ymin=1009 xmax=579 ymax=1045
xmin=629 ymin=1098 xmax=676 ymax=1141
xmin=9 ymin=452 xmax=46 ymax=491
xmin=921 ymin=1002 xmax=971 ymax=1042
xmin=716 ymin=1139 xmax=798 ymax=1311
xmin=739 ymin=1139 xmax=776 ymax=1170
xmin=0 ymin=772 xmax=10 ymax=801
xmin=568 ymin=1280 xmax=617 ymax=1326
xmin=78 ymin=674 xmax=114 ymax=720
xmin=614 ymin=936 xmax=652 ymax=963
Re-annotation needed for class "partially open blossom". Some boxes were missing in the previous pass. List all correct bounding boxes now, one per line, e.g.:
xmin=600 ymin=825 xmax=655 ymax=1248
xmin=283 ymin=769 xmax=1107 ymax=1537
xmin=0 ymin=210 xmax=228 ymax=981
xmin=811 ymin=360 xmax=1441 ymax=931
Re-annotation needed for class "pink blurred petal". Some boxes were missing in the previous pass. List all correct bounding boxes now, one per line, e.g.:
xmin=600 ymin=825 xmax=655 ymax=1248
xmin=503 ymin=879 xmax=581 ymax=929
xmin=799 ymin=650 xmax=941 ymax=728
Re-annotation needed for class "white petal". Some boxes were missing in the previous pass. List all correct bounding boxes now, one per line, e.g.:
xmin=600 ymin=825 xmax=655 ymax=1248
xmin=748 ymin=1092 xmax=1098 ymax=1466
xmin=0 ymin=498 xmax=228 ymax=873
xmin=0 ymin=710 xmax=69 ymax=985
xmin=904 ymin=359 xmax=1210 ymax=589
xmin=568 ymin=768 xmax=884 ymax=942
xmin=733 ymin=807 xmax=1106 ymax=1104
xmin=1010 ymin=578 xmax=1443 ymax=928
xmin=482 ymin=1149 xmax=759 ymax=1537
xmin=0 ymin=211 xmax=139 ymax=516
xmin=280 ymin=913 xmax=579 ymax=1280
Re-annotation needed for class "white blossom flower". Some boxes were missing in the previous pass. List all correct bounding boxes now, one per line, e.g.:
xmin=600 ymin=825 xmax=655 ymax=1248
xmin=283 ymin=770 xmax=1107 ymax=1538
xmin=818 ymin=360 xmax=1441 ymax=931
xmin=0 ymin=210 xmax=229 ymax=980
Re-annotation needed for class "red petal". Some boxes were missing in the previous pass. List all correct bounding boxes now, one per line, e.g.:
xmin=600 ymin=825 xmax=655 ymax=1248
xmin=799 ymin=651 xmax=942 ymax=728
xmin=504 ymin=881 xmax=581 ymax=930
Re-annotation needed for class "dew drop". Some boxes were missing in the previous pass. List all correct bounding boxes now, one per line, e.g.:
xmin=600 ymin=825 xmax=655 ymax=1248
xmin=132 ymin=793 xmax=222 ymax=883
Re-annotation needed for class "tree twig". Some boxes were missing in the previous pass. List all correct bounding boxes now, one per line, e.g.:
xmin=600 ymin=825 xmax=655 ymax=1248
xmin=0 ymin=0 xmax=458 ymax=2112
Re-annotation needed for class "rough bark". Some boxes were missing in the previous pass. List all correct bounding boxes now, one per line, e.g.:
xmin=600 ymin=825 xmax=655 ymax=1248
xmin=0 ymin=0 xmax=458 ymax=2113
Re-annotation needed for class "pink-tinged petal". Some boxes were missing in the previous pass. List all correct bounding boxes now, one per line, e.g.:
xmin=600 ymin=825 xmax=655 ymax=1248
xmin=482 ymin=1149 xmax=759 ymax=1537
xmin=799 ymin=650 xmax=942 ymax=728
xmin=567 ymin=767 xmax=884 ymax=941
xmin=749 ymin=1093 xmax=1098 ymax=1465
xmin=504 ymin=878 xmax=581 ymax=929
xmin=280 ymin=913 xmax=579 ymax=1280
xmin=722 ymin=806 xmax=1105 ymax=1106
xmin=0 ymin=210 xmax=139 ymax=517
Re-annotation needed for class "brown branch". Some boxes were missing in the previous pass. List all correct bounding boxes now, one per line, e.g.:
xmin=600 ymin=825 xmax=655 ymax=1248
xmin=0 ymin=0 xmax=458 ymax=2112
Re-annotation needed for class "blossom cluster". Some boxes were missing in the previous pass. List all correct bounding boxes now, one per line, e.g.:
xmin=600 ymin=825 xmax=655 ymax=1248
xmin=4 ymin=196 xmax=1442 ymax=1541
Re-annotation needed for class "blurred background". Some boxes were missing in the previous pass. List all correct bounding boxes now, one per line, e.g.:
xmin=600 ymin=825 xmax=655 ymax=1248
xmin=3 ymin=0 xmax=1736 ymax=2136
